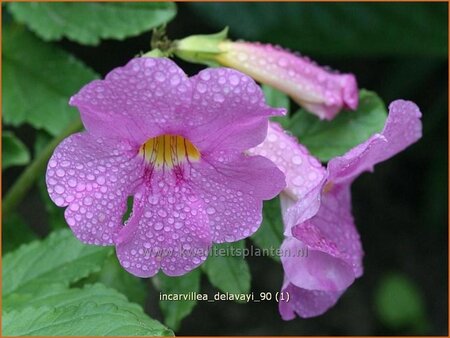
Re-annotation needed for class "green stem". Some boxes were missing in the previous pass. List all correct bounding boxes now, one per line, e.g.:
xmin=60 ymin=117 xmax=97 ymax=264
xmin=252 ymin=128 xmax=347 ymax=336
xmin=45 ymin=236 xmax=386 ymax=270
xmin=3 ymin=118 xmax=83 ymax=217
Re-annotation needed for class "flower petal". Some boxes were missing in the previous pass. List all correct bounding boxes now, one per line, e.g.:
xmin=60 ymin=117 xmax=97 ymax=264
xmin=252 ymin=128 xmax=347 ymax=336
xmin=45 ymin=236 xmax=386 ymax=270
xmin=70 ymin=58 xmax=192 ymax=145
xmin=250 ymin=122 xmax=326 ymax=235
xmin=281 ymin=237 xmax=355 ymax=292
xmin=115 ymin=176 xmax=212 ymax=277
xmin=328 ymin=99 xmax=422 ymax=185
xmin=46 ymin=132 xmax=144 ymax=245
xmin=190 ymin=154 xmax=285 ymax=242
xmin=187 ymin=67 xmax=284 ymax=155
xmin=279 ymin=281 xmax=344 ymax=319
xmin=291 ymin=186 xmax=364 ymax=278
xmin=249 ymin=122 xmax=326 ymax=227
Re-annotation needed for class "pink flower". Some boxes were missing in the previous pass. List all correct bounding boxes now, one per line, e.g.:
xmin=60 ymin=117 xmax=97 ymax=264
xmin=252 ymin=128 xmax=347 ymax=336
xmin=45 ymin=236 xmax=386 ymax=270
xmin=216 ymin=41 xmax=359 ymax=120
xmin=250 ymin=100 xmax=422 ymax=318
xmin=46 ymin=57 xmax=286 ymax=277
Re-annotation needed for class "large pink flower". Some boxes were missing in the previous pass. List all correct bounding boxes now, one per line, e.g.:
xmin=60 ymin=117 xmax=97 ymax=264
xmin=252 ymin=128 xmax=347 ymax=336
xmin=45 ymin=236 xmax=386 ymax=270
xmin=251 ymin=100 xmax=422 ymax=318
xmin=216 ymin=42 xmax=359 ymax=120
xmin=46 ymin=57 xmax=285 ymax=277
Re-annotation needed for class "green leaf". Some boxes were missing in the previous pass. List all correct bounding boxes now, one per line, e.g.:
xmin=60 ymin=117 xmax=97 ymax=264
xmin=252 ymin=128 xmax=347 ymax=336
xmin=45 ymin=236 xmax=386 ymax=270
xmin=375 ymin=273 xmax=429 ymax=332
xmin=3 ymin=300 xmax=173 ymax=336
xmin=156 ymin=269 xmax=201 ymax=331
xmin=2 ymin=213 xmax=37 ymax=253
xmin=33 ymin=131 xmax=68 ymax=230
xmin=92 ymin=255 xmax=147 ymax=306
xmin=202 ymin=241 xmax=251 ymax=296
xmin=263 ymin=84 xmax=290 ymax=112
xmin=251 ymin=197 xmax=283 ymax=262
xmin=2 ymin=24 xmax=97 ymax=135
xmin=262 ymin=85 xmax=291 ymax=129
xmin=3 ymin=229 xmax=112 ymax=297
xmin=189 ymin=3 xmax=447 ymax=57
xmin=8 ymin=2 xmax=177 ymax=45
xmin=4 ymin=283 xmax=151 ymax=321
xmin=287 ymin=90 xmax=387 ymax=161
xmin=2 ymin=131 xmax=31 ymax=170
xmin=3 ymin=284 xmax=172 ymax=335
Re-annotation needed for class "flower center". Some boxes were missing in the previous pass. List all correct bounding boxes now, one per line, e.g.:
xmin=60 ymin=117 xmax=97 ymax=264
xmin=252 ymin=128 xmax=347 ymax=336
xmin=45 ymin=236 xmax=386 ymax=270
xmin=323 ymin=181 xmax=334 ymax=193
xmin=139 ymin=135 xmax=200 ymax=168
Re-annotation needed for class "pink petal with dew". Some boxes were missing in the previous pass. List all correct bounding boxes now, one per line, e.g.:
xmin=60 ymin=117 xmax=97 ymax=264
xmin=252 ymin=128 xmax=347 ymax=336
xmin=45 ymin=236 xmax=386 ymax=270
xmin=115 ymin=174 xmax=211 ymax=278
xmin=249 ymin=122 xmax=326 ymax=233
xmin=187 ymin=67 xmax=284 ymax=155
xmin=46 ymin=132 xmax=144 ymax=245
xmin=70 ymin=58 xmax=192 ymax=145
xmin=217 ymin=42 xmax=358 ymax=120
xmin=328 ymin=99 xmax=422 ymax=185
xmin=281 ymin=237 xmax=355 ymax=292
xmin=279 ymin=279 xmax=344 ymax=319
xmin=292 ymin=185 xmax=364 ymax=278
xmin=249 ymin=123 xmax=325 ymax=199
xmin=189 ymin=154 xmax=285 ymax=243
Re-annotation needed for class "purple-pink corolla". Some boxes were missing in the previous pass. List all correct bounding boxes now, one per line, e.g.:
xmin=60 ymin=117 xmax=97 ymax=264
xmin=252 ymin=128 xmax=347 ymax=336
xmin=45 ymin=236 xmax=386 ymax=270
xmin=215 ymin=41 xmax=359 ymax=120
xmin=250 ymin=100 xmax=422 ymax=318
xmin=46 ymin=57 xmax=286 ymax=277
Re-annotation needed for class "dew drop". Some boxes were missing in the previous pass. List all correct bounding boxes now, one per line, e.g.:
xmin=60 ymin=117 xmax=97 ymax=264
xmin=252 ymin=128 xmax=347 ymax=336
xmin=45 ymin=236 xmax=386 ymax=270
xmin=293 ymin=176 xmax=304 ymax=186
xmin=55 ymin=197 xmax=65 ymax=206
xmin=55 ymin=185 xmax=65 ymax=194
xmin=200 ymin=72 xmax=211 ymax=81
xmin=83 ymin=196 xmax=93 ymax=206
xmin=158 ymin=209 xmax=168 ymax=218
xmin=292 ymin=156 xmax=303 ymax=165
xmin=56 ymin=169 xmax=65 ymax=177
xmin=229 ymin=75 xmax=240 ymax=86
xmin=68 ymin=178 xmax=77 ymax=188
xmin=155 ymin=72 xmax=165 ymax=82
xmin=213 ymin=93 xmax=225 ymax=103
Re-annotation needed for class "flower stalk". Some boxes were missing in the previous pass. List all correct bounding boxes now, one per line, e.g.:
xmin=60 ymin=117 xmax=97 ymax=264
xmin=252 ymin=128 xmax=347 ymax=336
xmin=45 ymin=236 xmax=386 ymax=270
xmin=3 ymin=118 xmax=83 ymax=217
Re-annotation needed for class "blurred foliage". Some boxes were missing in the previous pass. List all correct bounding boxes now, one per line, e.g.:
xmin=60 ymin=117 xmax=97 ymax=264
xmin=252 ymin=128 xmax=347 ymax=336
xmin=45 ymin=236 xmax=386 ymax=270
xmin=189 ymin=3 xmax=447 ymax=57
xmin=156 ymin=269 xmax=202 ymax=331
xmin=2 ymin=131 xmax=30 ymax=169
xmin=288 ymin=90 xmax=387 ymax=161
xmin=202 ymin=241 xmax=251 ymax=297
xmin=91 ymin=255 xmax=148 ymax=306
xmin=3 ymin=24 xmax=97 ymax=135
xmin=251 ymin=197 xmax=284 ymax=262
xmin=8 ymin=2 xmax=177 ymax=45
xmin=263 ymin=85 xmax=292 ymax=129
xmin=2 ymin=213 xmax=37 ymax=253
xmin=375 ymin=273 xmax=429 ymax=333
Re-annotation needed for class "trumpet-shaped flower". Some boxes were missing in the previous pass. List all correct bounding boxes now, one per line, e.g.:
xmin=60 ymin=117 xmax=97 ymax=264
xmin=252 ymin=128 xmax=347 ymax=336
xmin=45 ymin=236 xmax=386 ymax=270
xmin=250 ymin=100 xmax=422 ymax=318
xmin=215 ymin=42 xmax=359 ymax=120
xmin=46 ymin=57 xmax=285 ymax=277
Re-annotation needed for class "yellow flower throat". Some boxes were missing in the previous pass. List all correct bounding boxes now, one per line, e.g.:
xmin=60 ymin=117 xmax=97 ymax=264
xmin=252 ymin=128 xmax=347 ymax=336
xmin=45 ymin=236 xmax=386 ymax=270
xmin=139 ymin=135 xmax=200 ymax=168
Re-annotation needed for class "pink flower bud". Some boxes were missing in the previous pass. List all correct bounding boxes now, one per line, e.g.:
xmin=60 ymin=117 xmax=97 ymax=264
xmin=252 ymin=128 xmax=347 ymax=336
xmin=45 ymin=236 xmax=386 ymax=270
xmin=216 ymin=42 xmax=359 ymax=120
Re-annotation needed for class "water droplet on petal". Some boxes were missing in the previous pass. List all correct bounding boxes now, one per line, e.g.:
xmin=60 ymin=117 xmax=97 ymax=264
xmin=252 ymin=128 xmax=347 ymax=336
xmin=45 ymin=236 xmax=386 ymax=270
xmin=292 ymin=156 xmax=303 ymax=165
